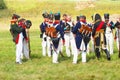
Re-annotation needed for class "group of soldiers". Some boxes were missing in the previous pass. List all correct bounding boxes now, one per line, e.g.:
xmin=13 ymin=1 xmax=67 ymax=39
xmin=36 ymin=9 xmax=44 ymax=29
xmin=9 ymin=12 xmax=120 ymax=64
xmin=40 ymin=12 xmax=120 ymax=64
xmin=10 ymin=14 xmax=32 ymax=64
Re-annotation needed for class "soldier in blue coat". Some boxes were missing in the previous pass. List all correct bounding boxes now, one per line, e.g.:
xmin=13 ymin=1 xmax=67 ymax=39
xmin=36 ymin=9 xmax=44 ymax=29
xmin=104 ymin=13 xmax=114 ymax=55
xmin=72 ymin=15 xmax=91 ymax=63
xmin=51 ymin=12 xmax=65 ymax=63
xmin=39 ymin=12 xmax=49 ymax=56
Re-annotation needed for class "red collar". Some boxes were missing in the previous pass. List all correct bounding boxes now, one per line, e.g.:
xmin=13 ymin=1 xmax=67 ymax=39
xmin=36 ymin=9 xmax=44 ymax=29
xmin=54 ymin=20 xmax=60 ymax=24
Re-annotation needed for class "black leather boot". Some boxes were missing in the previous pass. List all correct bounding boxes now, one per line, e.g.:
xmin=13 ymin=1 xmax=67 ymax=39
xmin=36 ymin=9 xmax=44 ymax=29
xmin=95 ymin=48 xmax=101 ymax=60
xmin=104 ymin=49 xmax=111 ymax=61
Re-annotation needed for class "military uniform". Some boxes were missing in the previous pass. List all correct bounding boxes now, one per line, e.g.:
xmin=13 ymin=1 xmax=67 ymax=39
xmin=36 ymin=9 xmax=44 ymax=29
xmin=46 ymin=13 xmax=54 ymax=57
xmin=72 ymin=15 xmax=91 ymax=63
xmin=63 ymin=16 xmax=77 ymax=58
xmin=40 ymin=12 xmax=49 ymax=56
xmin=18 ymin=18 xmax=30 ymax=59
xmin=46 ymin=12 xmax=65 ymax=63
xmin=104 ymin=13 xmax=114 ymax=55
xmin=114 ymin=19 xmax=120 ymax=51
xmin=10 ymin=14 xmax=23 ymax=64
xmin=92 ymin=13 xmax=110 ymax=60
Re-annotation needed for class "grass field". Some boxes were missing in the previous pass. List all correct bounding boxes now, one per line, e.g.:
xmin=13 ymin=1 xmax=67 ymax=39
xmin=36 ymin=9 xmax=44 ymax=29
xmin=0 ymin=0 xmax=120 ymax=80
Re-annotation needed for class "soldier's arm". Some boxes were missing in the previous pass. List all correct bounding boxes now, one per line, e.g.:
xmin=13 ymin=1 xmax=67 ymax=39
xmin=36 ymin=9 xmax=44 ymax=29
xmin=56 ymin=25 xmax=65 ymax=40
xmin=72 ymin=22 xmax=80 ymax=34
xmin=92 ymin=24 xmax=96 ymax=37
xmin=13 ymin=24 xmax=23 ymax=33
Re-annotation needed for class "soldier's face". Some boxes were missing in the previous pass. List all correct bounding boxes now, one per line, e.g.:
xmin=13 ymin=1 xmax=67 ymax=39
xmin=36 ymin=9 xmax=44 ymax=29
xmin=13 ymin=18 xmax=18 ymax=22
xmin=63 ymin=16 xmax=67 ymax=20
xmin=49 ymin=19 xmax=53 ymax=22
xmin=105 ymin=19 xmax=109 ymax=23
xmin=80 ymin=18 xmax=84 ymax=21
xmin=44 ymin=18 xmax=48 ymax=22
xmin=67 ymin=17 xmax=71 ymax=22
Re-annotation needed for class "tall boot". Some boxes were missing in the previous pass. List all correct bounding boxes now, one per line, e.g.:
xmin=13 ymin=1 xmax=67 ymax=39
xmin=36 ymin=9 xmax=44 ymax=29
xmin=95 ymin=48 xmax=101 ymax=59
xmin=104 ymin=49 xmax=111 ymax=60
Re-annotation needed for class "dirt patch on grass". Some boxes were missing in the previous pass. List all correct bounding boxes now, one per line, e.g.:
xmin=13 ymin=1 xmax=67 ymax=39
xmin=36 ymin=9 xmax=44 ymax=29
xmin=110 ymin=14 xmax=120 ymax=22
xmin=75 ymin=1 xmax=95 ymax=10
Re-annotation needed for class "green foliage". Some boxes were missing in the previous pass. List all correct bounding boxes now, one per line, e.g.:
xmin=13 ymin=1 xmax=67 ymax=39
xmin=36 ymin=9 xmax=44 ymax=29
xmin=0 ymin=0 xmax=7 ymax=9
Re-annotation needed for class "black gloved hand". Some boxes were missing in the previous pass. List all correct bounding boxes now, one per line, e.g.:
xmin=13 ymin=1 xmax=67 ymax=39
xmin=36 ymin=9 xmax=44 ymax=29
xmin=40 ymin=33 xmax=43 ymax=38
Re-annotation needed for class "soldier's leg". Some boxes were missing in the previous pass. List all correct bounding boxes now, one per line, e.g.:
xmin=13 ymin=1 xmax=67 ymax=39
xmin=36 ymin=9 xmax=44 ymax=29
xmin=82 ymin=51 xmax=86 ymax=62
xmin=81 ymin=39 xmax=87 ymax=63
xmin=73 ymin=49 xmax=79 ymax=64
xmin=52 ymin=49 xmax=59 ymax=63
xmin=47 ymin=37 xmax=51 ymax=57
xmin=87 ymin=43 xmax=90 ymax=54
xmin=52 ymin=41 xmax=61 ymax=63
xmin=16 ymin=33 xmax=23 ymax=64
xmin=65 ymin=34 xmax=70 ymax=57
xmin=105 ymin=34 xmax=109 ymax=52
xmin=116 ymin=38 xmax=119 ymax=50
xmin=103 ymin=49 xmax=111 ymax=60
xmin=70 ymin=35 xmax=78 ymax=63
xmin=109 ymin=33 xmax=113 ymax=54
xmin=23 ymin=39 xmax=29 ymax=59
xmin=42 ymin=33 xmax=47 ymax=56
xmin=95 ymin=48 xmax=101 ymax=59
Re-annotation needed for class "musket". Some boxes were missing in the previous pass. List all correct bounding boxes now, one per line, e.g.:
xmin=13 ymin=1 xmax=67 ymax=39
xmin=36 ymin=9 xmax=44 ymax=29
xmin=25 ymin=20 xmax=32 ymax=58
xmin=26 ymin=29 xmax=31 ymax=57
xmin=118 ymin=29 xmax=120 ymax=58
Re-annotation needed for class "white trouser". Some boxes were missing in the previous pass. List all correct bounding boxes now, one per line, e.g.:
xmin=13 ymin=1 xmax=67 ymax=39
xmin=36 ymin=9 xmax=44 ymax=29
xmin=80 ymin=39 xmax=87 ymax=62
xmin=65 ymin=33 xmax=77 ymax=57
xmin=86 ymin=43 xmax=90 ymax=54
xmin=64 ymin=33 xmax=78 ymax=63
xmin=42 ymin=33 xmax=47 ymax=56
xmin=116 ymin=29 xmax=120 ymax=50
xmin=105 ymin=32 xmax=113 ymax=54
xmin=64 ymin=33 xmax=71 ymax=57
xmin=59 ymin=38 xmax=63 ymax=52
xmin=52 ymin=39 xmax=62 ymax=63
xmin=16 ymin=33 xmax=23 ymax=62
xmin=21 ymin=39 xmax=29 ymax=59
xmin=47 ymin=36 xmax=52 ymax=57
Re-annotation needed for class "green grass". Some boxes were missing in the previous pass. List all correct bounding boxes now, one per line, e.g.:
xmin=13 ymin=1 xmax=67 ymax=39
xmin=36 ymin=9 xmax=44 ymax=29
xmin=0 ymin=0 xmax=120 ymax=80
xmin=0 ymin=30 xmax=120 ymax=80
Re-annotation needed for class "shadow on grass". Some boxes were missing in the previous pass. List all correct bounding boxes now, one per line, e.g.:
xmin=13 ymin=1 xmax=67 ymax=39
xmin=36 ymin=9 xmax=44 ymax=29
xmin=30 ymin=54 xmax=41 ymax=60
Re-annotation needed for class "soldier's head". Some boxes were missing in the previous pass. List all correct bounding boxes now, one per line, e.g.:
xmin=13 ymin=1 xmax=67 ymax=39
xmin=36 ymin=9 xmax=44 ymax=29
xmin=18 ymin=18 xmax=26 ymax=28
xmin=48 ymin=12 xmax=54 ymax=23
xmin=42 ymin=12 xmax=49 ymax=22
xmin=76 ymin=16 xmax=80 ymax=22
xmin=54 ymin=12 xmax=61 ymax=21
xmin=12 ymin=14 xmax=20 ymax=22
xmin=67 ymin=15 xmax=71 ymax=22
xmin=62 ymin=14 xmax=67 ymax=21
xmin=79 ymin=15 xmax=86 ymax=23
xmin=104 ymin=13 xmax=109 ymax=23
xmin=93 ymin=13 xmax=102 ymax=22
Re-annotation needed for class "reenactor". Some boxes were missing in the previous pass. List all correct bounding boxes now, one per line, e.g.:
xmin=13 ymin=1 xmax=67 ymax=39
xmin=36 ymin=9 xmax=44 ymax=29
xmin=18 ymin=18 xmax=30 ymax=59
xmin=10 ymin=14 xmax=24 ymax=64
xmin=104 ymin=13 xmax=114 ymax=55
xmin=46 ymin=12 xmax=54 ymax=57
xmin=39 ymin=12 xmax=49 ymax=56
xmin=92 ymin=13 xmax=111 ymax=60
xmin=46 ymin=12 xmax=65 ymax=63
xmin=114 ymin=17 xmax=120 ymax=57
xmin=63 ymin=15 xmax=77 ymax=57
xmin=72 ymin=15 xmax=92 ymax=63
